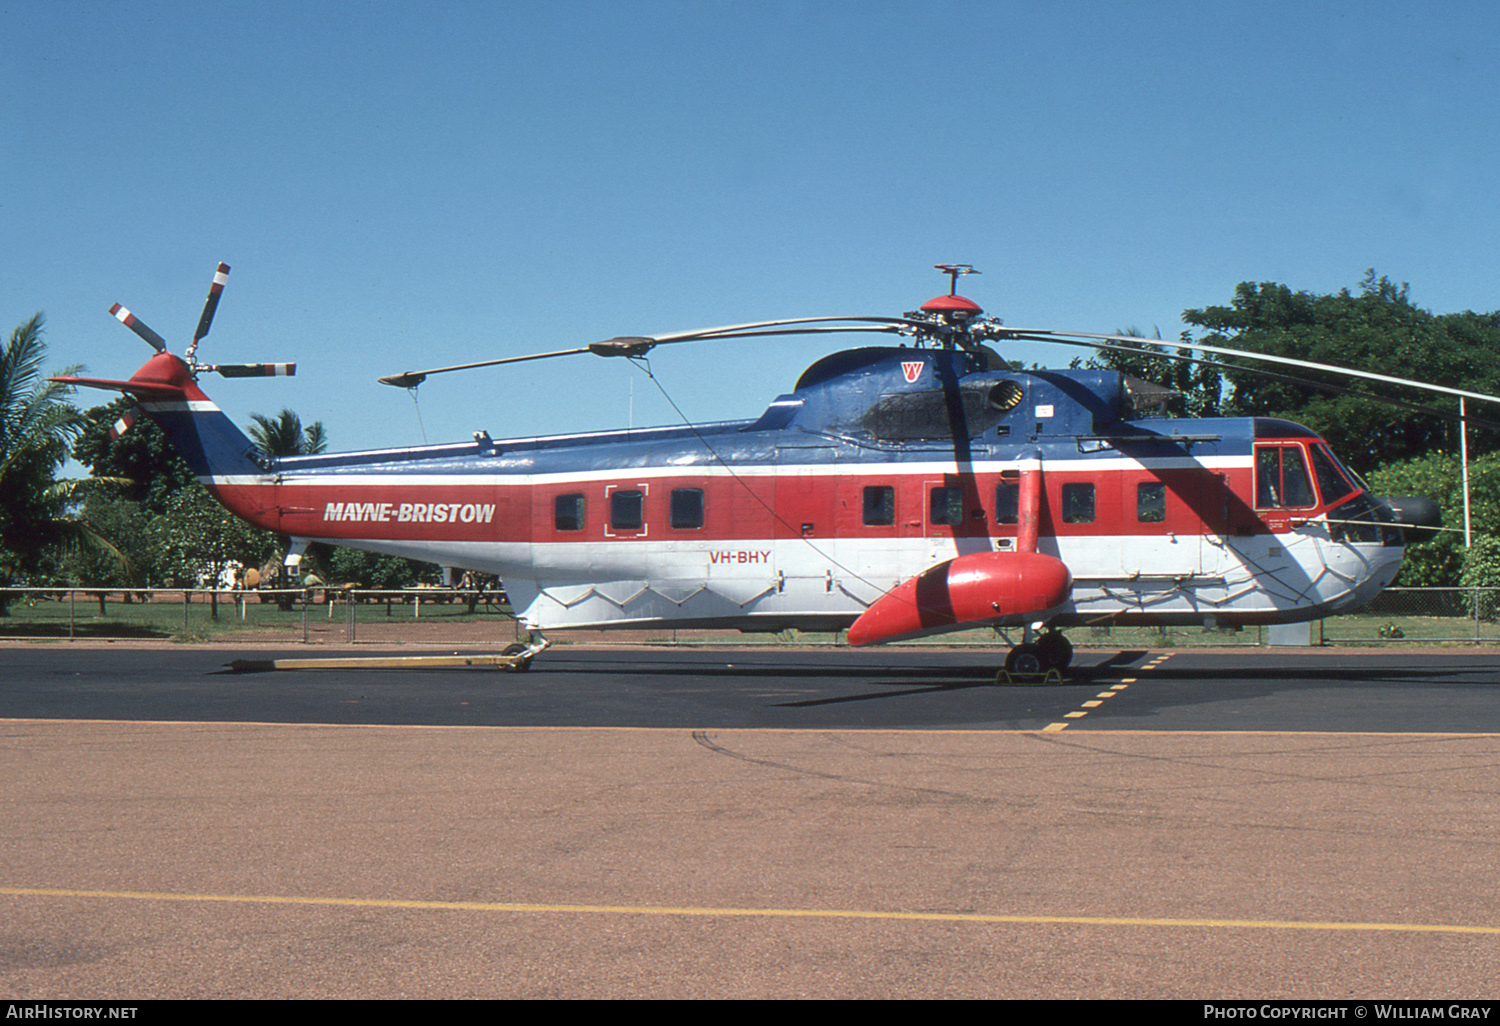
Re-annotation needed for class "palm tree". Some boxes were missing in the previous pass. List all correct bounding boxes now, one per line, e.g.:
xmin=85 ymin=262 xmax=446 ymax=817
xmin=0 ymin=315 xmax=90 ymax=599
xmin=246 ymin=408 xmax=329 ymax=457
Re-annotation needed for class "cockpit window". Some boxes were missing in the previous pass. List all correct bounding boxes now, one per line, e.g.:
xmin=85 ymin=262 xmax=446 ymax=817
xmin=1309 ymin=445 xmax=1356 ymax=505
xmin=1256 ymin=444 xmax=1316 ymax=509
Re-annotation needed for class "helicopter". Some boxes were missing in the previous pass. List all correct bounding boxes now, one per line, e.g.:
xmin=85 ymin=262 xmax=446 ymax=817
xmin=59 ymin=263 xmax=1487 ymax=675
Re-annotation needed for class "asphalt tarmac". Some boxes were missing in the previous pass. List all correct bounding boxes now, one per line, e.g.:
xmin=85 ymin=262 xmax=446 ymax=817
xmin=5 ymin=645 xmax=1500 ymax=731
xmin=4 ymin=644 xmax=1500 ymax=998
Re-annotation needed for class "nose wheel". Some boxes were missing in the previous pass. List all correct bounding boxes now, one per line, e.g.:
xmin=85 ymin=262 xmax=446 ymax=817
xmin=1003 ymin=631 xmax=1072 ymax=675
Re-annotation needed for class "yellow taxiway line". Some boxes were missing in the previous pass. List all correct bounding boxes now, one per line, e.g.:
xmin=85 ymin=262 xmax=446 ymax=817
xmin=3 ymin=886 xmax=1496 ymax=938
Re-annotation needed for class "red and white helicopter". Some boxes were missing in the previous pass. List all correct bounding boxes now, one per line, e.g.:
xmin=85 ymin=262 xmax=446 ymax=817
xmin=63 ymin=263 xmax=1483 ymax=673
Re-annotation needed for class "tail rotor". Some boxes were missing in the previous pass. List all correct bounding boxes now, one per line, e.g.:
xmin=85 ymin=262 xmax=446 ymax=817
xmin=103 ymin=261 xmax=296 ymax=437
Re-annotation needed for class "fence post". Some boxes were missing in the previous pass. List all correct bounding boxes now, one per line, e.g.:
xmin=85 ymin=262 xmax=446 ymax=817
xmin=346 ymin=593 xmax=356 ymax=643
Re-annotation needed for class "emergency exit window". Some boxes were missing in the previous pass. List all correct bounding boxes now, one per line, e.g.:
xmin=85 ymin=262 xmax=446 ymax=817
xmin=610 ymin=490 xmax=644 ymax=530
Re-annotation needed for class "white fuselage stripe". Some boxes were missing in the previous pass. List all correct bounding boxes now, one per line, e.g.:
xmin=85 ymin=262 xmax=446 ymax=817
xmin=206 ymin=454 xmax=1255 ymax=489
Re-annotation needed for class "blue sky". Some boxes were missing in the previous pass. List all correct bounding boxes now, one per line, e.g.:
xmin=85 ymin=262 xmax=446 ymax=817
xmin=5 ymin=0 xmax=1499 ymax=454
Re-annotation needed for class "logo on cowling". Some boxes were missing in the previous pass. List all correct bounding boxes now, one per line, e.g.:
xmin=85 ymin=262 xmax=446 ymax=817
xmin=901 ymin=361 xmax=923 ymax=383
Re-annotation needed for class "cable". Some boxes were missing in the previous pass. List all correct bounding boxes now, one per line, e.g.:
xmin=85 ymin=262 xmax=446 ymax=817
xmin=626 ymin=356 xmax=911 ymax=607
xmin=405 ymin=385 xmax=427 ymax=444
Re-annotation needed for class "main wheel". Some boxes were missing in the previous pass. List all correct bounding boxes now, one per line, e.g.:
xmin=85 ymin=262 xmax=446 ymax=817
xmin=1005 ymin=644 xmax=1044 ymax=675
xmin=1035 ymin=632 xmax=1073 ymax=672
xmin=502 ymin=642 xmax=532 ymax=672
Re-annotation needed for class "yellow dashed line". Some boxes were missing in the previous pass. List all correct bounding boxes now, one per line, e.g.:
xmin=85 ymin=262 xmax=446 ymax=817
xmin=1046 ymin=653 xmax=1171 ymax=732
xmin=2 ymin=886 xmax=1493 ymax=938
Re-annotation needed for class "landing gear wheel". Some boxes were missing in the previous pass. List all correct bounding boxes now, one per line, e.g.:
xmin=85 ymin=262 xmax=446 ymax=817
xmin=502 ymin=642 xmax=533 ymax=672
xmin=1005 ymin=644 xmax=1044 ymax=676
xmin=1035 ymin=632 xmax=1073 ymax=672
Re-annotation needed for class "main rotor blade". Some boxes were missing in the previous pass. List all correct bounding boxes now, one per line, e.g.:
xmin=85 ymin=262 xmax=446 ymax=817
xmin=1114 ymin=349 xmax=1500 ymax=433
xmin=376 ymin=317 xmax=917 ymax=388
xmin=1001 ymin=328 xmax=1500 ymax=409
xmin=193 ymin=262 xmax=230 ymax=345
xmin=211 ymin=362 xmax=295 ymax=378
xmin=646 ymin=315 xmax=924 ymax=345
xmin=108 ymin=304 xmax=167 ymax=352
xmin=378 ymin=346 xmax=594 ymax=387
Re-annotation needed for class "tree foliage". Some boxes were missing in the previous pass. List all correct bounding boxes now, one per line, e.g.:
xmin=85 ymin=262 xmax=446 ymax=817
xmin=1183 ymin=273 xmax=1500 ymax=475
xmin=247 ymin=408 xmax=328 ymax=457
xmin=302 ymin=542 xmax=440 ymax=589
xmin=72 ymin=397 xmax=197 ymax=515
xmin=1363 ymin=454 xmax=1500 ymax=586
xmin=0 ymin=315 xmax=86 ymax=591
xmin=1072 ymin=327 xmax=1224 ymax=418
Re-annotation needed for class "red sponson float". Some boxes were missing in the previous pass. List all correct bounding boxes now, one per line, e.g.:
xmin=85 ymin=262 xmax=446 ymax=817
xmin=846 ymin=551 xmax=1072 ymax=647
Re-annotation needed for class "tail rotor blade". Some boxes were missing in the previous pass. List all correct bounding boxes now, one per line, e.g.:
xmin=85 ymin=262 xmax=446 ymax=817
xmin=109 ymin=304 xmax=167 ymax=353
xmin=193 ymin=262 xmax=230 ymax=346
xmin=108 ymin=410 xmax=137 ymax=440
xmin=211 ymin=363 xmax=295 ymax=378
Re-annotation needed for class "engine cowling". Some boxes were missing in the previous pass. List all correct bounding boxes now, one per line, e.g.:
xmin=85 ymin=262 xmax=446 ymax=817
xmin=847 ymin=550 xmax=1072 ymax=647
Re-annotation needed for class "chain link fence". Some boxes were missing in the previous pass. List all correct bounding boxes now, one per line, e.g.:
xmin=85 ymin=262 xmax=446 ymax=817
xmin=1 ymin=586 xmax=1498 ymax=647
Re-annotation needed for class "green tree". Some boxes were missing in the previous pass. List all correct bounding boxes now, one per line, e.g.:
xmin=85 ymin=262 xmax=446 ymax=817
xmin=147 ymin=486 xmax=279 ymax=618
xmin=1072 ymin=327 xmax=1224 ymax=418
xmin=64 ymin=400 xmax=210 ymax=596
xmin=303 ymin=542 xmax=440 ymax=589
xmin=1183 ymin=273 xmax=1500 ymax=474
xmin=73 ymin=398 xmax=197 ymax=515
xmin=0 ymin=315 xmax=88 ymax=604
xmin=247 ymin=408 xmax=328 ymax=457
xmin=1459 ymin=535 xmax=1500 ymax=621
xmin=1364 ymin=452 xmax=1500 ymax=586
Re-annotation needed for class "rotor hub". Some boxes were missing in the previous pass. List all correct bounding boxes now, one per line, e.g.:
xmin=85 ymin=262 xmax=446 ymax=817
xmin=918 ymin=293 xmax=983 ymax=322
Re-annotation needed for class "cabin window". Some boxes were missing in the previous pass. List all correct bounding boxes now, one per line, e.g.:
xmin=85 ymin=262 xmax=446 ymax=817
xmin=1256 ymin=445 xmax=1316 ymax=509
xmin=1137 ymin=481 xmax=1166 ymax=523
xmin=995 ymin=478 xmax=1019 ymax=525
xmin=1061 ymin=482 xmax=1095 ymax=524
xmin=863 ymin=485 xmax=895 ymax=526
xmin=671 ymin=488 xmax=704 ymax=529
xmin=610 ymin=490 xmax=644 ymax=530
xmin=929 ymin=486 xmax=965 ymax=526
xmin=554 ymin=494 xmax=586 ymax=532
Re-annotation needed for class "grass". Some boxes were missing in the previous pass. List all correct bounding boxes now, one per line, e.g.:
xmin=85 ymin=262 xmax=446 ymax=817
xmin=0 ymin=592 xmax=517 ymax=643
xmin=2 ymin=592 xmax=1497 ymax=647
